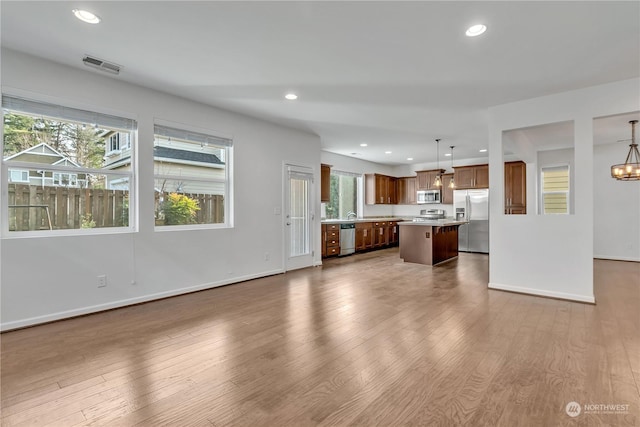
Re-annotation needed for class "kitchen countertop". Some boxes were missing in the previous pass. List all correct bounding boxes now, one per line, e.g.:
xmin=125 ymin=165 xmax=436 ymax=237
xmin=398 ymin=219 xmax=467 ymax=226
xmin=321 ymin=217 xmax=409 ymax=224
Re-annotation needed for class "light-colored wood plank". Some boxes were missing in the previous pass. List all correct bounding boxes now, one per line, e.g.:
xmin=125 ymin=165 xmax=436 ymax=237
xmin=1 ymin=250 xmax=638 ymax=426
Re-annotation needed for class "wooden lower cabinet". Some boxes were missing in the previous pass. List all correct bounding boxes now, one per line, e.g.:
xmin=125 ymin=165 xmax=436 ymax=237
xmin=322 ymin=224 xmax=340 ymax=257
xmin=355 ymin=222 xmax=373 ymax=251
xmin=323 ymin=221 xmax=399 ymax=258
xmin=388 ymin=221 xmax=399 ymax=246
xmin=372 ymin=221 xmax=388 ymax=247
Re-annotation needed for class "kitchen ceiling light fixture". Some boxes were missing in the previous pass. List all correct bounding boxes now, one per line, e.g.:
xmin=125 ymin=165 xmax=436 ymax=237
xmin=611 ymin=120 xmax=640 ymax=181
xmin=407 ymin=157 xmax=413 ymax=161
xmin=72 ymin=9 xmax=101 ymax=24
xmin=479 ymin=148 xmax=488 ymax=153
xmin=385 ymin=151 xmax=392 ymax=154
xmin=284 ymin=93 xmax=298 ymax=100
xmin=466 ymin=24 xmax=487 ymax=37
xmin=449 ymin=146 xmax=456 ymax=188
xmin=434 ymin=139 xmax=442 ymax=187
xmin=360 ymin=143 xmax=368 ymax=147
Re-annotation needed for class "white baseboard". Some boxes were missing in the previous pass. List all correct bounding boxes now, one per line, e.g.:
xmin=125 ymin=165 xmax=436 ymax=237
xmin=0 ymin=269 xmax=284 ymax=332
xmin=488 ymin=282 xmax=596 ymax=304
xmin=594 ymin=255 xmax=640 ymax=262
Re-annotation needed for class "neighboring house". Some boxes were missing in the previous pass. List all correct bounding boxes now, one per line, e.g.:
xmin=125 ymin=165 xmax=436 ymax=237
xmin=102 ymin=131 xmax=226 ymax=194
xmin=5 ymin=142 xmax=88 ymax=187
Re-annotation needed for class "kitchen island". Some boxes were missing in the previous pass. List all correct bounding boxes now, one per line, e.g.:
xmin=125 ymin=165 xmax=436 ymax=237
xmin=398 ymin=220 xmax=467 ymax=266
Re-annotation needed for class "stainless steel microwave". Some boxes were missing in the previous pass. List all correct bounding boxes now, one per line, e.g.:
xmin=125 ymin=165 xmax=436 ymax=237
xmin=417 ymin=189 xmax=441 ymax=204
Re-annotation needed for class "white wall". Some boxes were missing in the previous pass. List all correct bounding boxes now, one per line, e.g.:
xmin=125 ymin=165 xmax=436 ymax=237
xmin=0 ymin=49 xmax=321 ymax=330
xmin=488 ymin=78 xmax=640 ymax=303
xmin=593 ymin=143 xmax=640 ymax=261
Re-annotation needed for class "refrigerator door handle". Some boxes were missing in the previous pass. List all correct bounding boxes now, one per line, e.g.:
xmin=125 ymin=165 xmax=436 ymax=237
xmin=467 ymin=195 xmax=471 ymax=220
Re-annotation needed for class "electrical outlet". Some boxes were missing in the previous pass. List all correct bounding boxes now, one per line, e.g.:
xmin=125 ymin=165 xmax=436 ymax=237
xmin=264 ymin=252 xmax=270 ymax=261
xmin=97 ymin=275 xmax=107 ymax=288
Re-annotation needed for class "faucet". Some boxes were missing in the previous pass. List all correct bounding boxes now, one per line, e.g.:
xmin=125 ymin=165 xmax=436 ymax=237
xmin=346 ymin=211 xmax=357 ymax=220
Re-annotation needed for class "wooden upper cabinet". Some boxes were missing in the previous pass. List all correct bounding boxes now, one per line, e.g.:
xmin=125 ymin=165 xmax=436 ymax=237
xmin=505 ymin=161 xmax=526 ymax=214
xmin=397 ymin=177 xmax=417 ymax=205
xmin=416 ymin=169 xmax=445 ymax=190
xmin=321 ymin=164 xmax=331 ymax=202
xmin=388 ymin=177 xmax=397 ymax=204
xmin=365 ymin=173 xmax=397 ymax=204
xmin=453 ymin=164 xmax=489 ymax=189
xmin=441 ymin=173 xmax=454 ymax=205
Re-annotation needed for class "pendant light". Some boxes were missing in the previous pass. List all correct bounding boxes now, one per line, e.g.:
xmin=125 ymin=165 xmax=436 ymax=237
xmin=611 ymin=120 xmax=640 ymax=180
xmin=434 ymin=138 xmax=442 ymax=187
xmin=449 ymin=146 xmax=456 ymax=188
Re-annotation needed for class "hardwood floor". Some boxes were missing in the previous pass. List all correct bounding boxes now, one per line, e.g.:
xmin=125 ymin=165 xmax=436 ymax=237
xmin=1 ymin=249 xmax=638 ymax=426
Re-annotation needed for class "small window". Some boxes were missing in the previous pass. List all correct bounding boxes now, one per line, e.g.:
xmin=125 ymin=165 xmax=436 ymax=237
xmin=326 ymin=171 xmax=359 ymax=219
xmin=53 ymin=172 xmax=78 ymax=187
xmin=2 ymin=95 xmax=136 ymax=234
xmin=9 ymin=169 xmax=29 ymax=183
xmin=541 ymin=166 xmax=569 ymax=214
xmin=153 ymin=123 xmax=232 ymax=228
xmin=107 ymin=133 xmax=130 ymax=153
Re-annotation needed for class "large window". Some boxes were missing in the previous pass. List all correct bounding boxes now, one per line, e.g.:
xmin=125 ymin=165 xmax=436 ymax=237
xmin=2 ymin=95 xmax=136 ymax=234
xmin=153 ymin=123 xmax=231 ymax=228
xmin=541 ymin=165 xmax=570 ymax=214
xmin=326 ymin=171 xmax=359 ymax=219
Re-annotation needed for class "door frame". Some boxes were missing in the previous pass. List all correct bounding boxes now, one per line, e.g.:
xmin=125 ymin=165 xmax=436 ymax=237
xmin=282 ymin=163 xmax=316 ymax=272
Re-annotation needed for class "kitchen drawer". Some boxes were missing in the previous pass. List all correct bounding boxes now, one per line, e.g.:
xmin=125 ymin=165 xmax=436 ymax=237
xmin=326 ymin=246 xmax=340 ymax=256
xmin=356 ymin=222 xmax=372 ymax=229
xmin=326 ymin=230 xmax=339 ymax=239
xmin=325 ymin=224 xmax=340 ymax=231
xmin=374 ymin=221 xmax=387 ymax=226
xmin=326 ymin=238 xmax=340 ymax=247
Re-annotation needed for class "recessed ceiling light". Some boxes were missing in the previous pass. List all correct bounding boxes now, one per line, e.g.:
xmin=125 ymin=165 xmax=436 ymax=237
xmin=285 ymin=93 xmax=298 ymax=100
xmin=444 ymin=153 xmax=452 ymax=157
xmin=407 ymin=157 xmax=413 ymax=161
xmin=466 ymin=24 xmax=487 ymax=37
xmin=360 ymin=143 xmax=368 ymax=147
xmin=72 ymin=9 xmax=101 ymax=24
xmin=479 ymin=149 xmax=488 ymax=152
xmin=385 ymin=151 xmax=392 ymax=154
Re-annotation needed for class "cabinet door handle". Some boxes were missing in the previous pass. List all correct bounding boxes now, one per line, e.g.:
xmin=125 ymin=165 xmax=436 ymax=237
xmin=324 ymin=232 xmax=327 ymax=242
xmin=380 ymin=228 xmax=383 ymax=235
xmin=364 ymin=229 xmax=367 ymax=237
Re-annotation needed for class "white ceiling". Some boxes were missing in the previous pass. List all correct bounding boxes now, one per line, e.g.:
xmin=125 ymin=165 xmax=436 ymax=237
xmin=2 ymin=1 xmax=639 ymax=165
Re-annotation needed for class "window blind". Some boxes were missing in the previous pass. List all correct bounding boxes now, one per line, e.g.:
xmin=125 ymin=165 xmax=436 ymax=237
xmin=154 ymin=124 xmax=232 ymax=147
xmin=2 ymin=95 xmax=136 ymax=131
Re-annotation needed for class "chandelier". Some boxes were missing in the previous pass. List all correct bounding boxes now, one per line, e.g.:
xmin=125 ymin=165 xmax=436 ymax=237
xmin=611 ymin=120 xmax=640 ymax=181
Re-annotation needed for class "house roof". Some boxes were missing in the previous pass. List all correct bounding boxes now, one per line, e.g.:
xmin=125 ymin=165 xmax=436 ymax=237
xmin=153 ymin=146 xmax=224 ymax=165
xmin=4 ymin=142 xmax=81 ymax=167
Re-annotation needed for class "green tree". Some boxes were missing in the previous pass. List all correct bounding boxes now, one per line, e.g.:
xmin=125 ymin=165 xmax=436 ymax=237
xmin=3 ymin=113 xmax=37 ymax=156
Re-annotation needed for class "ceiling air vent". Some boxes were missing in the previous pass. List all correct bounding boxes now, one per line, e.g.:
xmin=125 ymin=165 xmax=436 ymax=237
xmin=82 ymin=55 xmax=121 ymax=75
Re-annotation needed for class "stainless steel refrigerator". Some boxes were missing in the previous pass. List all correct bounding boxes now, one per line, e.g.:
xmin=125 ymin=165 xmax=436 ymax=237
xmin=453 ymin=189 xmax=489 ymax=253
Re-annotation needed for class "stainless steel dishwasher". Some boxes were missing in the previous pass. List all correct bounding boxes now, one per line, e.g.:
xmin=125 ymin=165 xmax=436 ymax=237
xmin=340 ymin=223 xmax=356 ymax=255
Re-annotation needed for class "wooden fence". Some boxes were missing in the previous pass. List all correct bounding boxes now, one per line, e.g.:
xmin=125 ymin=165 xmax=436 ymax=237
xmin=7 ymin=184 xmax=224 ymax=231
xmin=8 ymin=184 xmax=128 ymax=231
